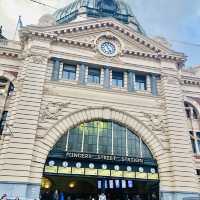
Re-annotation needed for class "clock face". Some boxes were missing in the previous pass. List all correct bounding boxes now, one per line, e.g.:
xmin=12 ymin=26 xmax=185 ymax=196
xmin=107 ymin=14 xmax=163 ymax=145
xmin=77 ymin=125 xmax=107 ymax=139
xmin=101 ymin=42 xmax=116 ymax=56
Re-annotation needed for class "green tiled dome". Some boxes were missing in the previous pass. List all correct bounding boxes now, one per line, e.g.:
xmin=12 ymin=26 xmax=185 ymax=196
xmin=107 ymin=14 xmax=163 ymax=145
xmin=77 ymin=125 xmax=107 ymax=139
xmin=53 ymin=0 xmax=145 ymax=34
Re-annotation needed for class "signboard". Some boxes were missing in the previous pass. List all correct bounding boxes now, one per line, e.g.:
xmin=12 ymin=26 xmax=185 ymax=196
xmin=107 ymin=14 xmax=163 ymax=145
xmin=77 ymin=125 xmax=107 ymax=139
xmin=72 ymin=167 xmax=85 ymax=175
xmin=111 ymin=170 xmax=123 ymax=177
xmin=148 ymin=173 xmax=159 ymax=180
xmin=98 ymin=169 xmax=110 ymax=176
xmin=123 ymin=171 xmax=136 ymax=179
xmin=45 ymin=166 xmax=57 ymax=173
xmin=85 ymin=168 xmax=98 ymax=176
xmin=58 ymin=167 xmax=71 ymax=174
xmin=136 ymin=172 xmax=148 ymax=179
xmin=66 ymin=152 xmax=144 ymax=164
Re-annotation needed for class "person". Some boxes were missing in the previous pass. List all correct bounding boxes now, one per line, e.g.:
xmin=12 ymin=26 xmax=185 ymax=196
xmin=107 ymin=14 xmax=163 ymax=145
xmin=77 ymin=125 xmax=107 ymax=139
xmin=0 ymin=194 xmax=7 ymax=200
xmin=15 ymin=197 xmax=20 ymax=200
xmin=53 ymin=190 xmax=59 ymax=200
xmin=99 ymin=193 xmax=106 ymax=200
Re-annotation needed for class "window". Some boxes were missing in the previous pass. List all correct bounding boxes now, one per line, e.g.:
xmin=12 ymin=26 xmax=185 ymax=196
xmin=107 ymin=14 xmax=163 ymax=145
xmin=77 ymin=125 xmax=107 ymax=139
xmin=135 ymin=74 xmax=146 ymax=91
xmin=62 ymin=64 xmax=76 ymax=80
xmin=0 ymin=111 xmax=8 ymax=134
xmin=51 ymin=120 xmax=153 ymax=159
xmin=88 ymin=68 xmax=100 ymax=84
xmin=197 ymin=169 xmax=200 ymax=176
xmin=184 ymin=102 xmax=198 ymax=119
xmin=190 ymin=131 xmax=200 ymax=154
xmin=112 ymin=71 xmax=124 ymax=88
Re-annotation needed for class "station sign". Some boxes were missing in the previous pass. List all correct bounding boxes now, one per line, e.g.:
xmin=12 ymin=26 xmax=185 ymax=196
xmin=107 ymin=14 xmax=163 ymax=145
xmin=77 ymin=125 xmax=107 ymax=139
xmin=65 ymin=152 xmax=144 ymax=164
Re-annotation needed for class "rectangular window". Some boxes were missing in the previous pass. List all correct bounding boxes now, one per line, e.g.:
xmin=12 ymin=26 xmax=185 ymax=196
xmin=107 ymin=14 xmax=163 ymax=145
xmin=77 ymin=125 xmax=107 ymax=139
xmin=62 ymin=64 xmax=76 ymax=80
xmin=88 ymin=68 xmax=100 ymax=84
xmin=0 ymin=111 xmax=8 ymax=134
xmin=135 ymin=74 xmax=147 ymax=91
xmin=197 ymin=169 xmax=200 ymax=176
xmin=112 ymin=71 xmax=124 ymax=88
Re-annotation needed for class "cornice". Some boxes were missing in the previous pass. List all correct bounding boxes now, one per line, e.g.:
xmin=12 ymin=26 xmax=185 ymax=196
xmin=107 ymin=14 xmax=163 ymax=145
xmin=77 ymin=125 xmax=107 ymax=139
xmin=21 ymin=19 xmax=185 ymax=63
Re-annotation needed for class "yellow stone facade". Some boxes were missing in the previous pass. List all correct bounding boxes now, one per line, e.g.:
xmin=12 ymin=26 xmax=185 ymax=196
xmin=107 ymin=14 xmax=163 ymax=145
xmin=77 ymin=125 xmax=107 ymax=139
xmin=0 ymin=2 xmax=200 ymax=199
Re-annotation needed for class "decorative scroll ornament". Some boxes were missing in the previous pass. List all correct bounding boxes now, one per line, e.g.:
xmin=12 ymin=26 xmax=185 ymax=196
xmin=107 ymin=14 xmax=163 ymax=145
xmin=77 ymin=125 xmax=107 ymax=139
xmin=41 ymin=102 xmax=70 ymax=122
xmin=25 ymin=55 xmax=47 ymax=65
xmin=142 ymin=112 xmax=163 ymax=131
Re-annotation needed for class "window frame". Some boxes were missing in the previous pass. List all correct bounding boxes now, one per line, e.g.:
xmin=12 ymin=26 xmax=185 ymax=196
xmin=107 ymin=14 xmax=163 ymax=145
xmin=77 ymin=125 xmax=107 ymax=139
xmin=87 ymin=67 xmax=101 ymax=85
xmin=62 ymin=64 xmax=77 ymax=81
xmin=135 ymin=74 xmax=147 ymax=91
xmin=112 ymin=70 xmax=124 ymax=88
xmin=190 ymin=131 xmax=200 ymax=154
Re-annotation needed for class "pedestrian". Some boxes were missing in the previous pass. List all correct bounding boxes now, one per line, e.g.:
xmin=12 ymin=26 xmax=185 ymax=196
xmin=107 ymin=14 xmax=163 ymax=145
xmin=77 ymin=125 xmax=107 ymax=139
xmin=0 ymin=194 xmax=7 ymax=200
xmin=53 ymin=190 xmax=59 ymax=200
xmin=99 ymin=193 xmax=106 ymax=200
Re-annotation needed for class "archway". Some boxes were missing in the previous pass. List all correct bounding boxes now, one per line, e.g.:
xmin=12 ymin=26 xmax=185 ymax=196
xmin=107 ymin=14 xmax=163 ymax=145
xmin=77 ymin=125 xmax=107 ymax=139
xmin=40 ymin=120 xmax=160 ymax=200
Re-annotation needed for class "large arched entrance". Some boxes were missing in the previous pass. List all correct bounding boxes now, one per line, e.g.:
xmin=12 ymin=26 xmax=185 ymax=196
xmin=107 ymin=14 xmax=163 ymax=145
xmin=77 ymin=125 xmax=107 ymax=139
xmin=40 ymin=120 xmax=159 ymax=200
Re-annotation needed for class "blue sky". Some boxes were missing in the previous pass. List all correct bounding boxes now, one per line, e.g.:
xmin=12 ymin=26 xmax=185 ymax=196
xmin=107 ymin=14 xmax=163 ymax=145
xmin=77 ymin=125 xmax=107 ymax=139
xmin=0 ymin=0 xmax=199 ymax=67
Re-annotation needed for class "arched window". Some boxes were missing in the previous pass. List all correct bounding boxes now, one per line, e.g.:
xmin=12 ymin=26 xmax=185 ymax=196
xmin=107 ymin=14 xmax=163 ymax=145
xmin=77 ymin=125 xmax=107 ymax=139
xmin=184 ymin=102 xmax=199 ymax=119
xmin=190 ymin=131 xmax=200 ymax=154
xmin=51 ymin=120 xmax=153 ymax=159
xmin=0 ymin=76 xmax=14 ymax=135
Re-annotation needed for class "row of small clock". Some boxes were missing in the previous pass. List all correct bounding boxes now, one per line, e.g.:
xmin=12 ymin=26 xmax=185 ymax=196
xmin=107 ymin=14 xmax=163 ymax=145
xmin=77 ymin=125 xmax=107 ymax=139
xmin=48 ymin=160 xmax=156 ymax=174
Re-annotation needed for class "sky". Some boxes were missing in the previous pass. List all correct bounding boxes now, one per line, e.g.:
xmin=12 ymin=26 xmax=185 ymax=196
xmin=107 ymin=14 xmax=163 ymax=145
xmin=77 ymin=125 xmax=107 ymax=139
xmin=0 ymin=0 xmax=200 ymax=67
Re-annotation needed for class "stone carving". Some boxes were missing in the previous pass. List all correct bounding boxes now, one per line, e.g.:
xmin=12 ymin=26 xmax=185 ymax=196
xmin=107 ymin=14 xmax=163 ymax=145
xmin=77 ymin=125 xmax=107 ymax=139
xmin=41 ymin=102 xmax=70 ymax=122
xmin=25 ymin=55 xmax=47 ymax=65
xmin=142 ymin=112 xmax=163 ymax=131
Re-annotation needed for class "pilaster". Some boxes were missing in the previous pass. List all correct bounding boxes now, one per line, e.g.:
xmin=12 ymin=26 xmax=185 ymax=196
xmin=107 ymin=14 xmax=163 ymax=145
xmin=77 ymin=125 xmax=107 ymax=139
xmin=160 ymin=61 xmax=199 ymax=194
xmin=0 ymin=38 xmax=51 ymax=199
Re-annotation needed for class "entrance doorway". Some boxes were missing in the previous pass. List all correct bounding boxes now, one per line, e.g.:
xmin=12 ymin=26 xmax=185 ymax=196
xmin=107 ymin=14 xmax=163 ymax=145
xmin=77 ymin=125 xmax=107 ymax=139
xmin=40 ymin=175 xmax=159 ymax=200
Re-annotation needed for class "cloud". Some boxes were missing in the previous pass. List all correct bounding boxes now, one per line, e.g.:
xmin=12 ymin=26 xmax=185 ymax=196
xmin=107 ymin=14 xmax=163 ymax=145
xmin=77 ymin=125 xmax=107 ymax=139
xmin=0 ymin=0 xmax=200 ymax=66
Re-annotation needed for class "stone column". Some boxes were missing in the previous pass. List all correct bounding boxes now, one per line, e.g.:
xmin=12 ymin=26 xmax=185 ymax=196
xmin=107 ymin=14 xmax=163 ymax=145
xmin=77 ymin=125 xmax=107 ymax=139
xmin=127 ymin=71 xmax=135 ymax=92
xmin=0 ymin=39 xmax=51 ymax=200
xmin=159 ymin=61 xmax=199 ymax=199
xmin=151 ymin=74 xmax=158 ymax=96
xmin=103 ymin=66 xmax=110 ymax=89
xmin=79 ymin=64 xmax=86 ymax=85
xmin=51 ymin=58 xmax=60 ymax=81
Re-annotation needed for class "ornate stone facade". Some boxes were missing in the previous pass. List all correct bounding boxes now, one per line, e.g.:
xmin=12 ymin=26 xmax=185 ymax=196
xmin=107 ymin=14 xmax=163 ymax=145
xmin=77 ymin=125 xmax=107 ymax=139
xmin=0 ymin=1 xmax=200 ymax=200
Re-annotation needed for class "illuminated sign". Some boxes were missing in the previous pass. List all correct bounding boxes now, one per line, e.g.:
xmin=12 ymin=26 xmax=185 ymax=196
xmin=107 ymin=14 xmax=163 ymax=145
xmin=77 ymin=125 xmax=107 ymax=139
xmin=85 ymin=168 xmax=98 ymax=176
xmin=66 ymin=152 xmax=144 ymax=164
xmin=111 ymin=170 xmax=123 ymax=177
xmin=148 ymin=173 xmax=159 ymax=180
xmin=123 ymin=171 xmax=135 ymax=179
xmin=136 ymin=172 xmax=148 ymax=179
xmin=71 ymin=167 xmax=84 ymax=175
xmin=45 ymin=166 xmax=57 ymax=173
xmin=98 ymin=169 xmax=110 ymax=176
xmin=58 ymin=167 xmax=71 ymax=174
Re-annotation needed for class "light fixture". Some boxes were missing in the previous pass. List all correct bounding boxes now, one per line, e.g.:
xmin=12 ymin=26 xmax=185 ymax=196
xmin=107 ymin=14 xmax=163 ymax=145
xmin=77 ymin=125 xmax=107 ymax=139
xmin=48 ymin=160 xmax=55 ymax=167
xmin=41 ymin=177 xmax=52 ymax=189
xmin=68 ymin=181 xmax=76 ymax=189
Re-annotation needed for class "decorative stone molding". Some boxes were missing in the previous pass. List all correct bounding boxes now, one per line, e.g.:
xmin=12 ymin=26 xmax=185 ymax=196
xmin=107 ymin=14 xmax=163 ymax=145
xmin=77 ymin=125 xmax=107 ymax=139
xmin=25 ymin=55 xmax=47 ymax=65
xmin=142 ymin=112 xmax=163 ymax=131
xmin=41 ymin=101 xmax=70 ymax=122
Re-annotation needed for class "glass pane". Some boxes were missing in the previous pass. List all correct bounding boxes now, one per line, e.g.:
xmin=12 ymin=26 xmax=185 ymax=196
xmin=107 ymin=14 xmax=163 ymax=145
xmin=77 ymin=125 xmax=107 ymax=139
xmin=88 ymin=68 xmax=100 ymax=84
xmin=142 ymin=142 xmax=153 ymax=158
xmin=135 ymin=75 xmax=146 ymax=90
xmin=191 ymin=138 xmax=197 ymax=153
xmin=62 ymin=65 xmax=76 ymax=80
xmin=52 ymin=134 xmax=68 ymax=152
xmin=68 ymin=126 xmax=83 ymax=152
xmin=113 ymin=123 xmax=126 ymax=156
xmin=198 ymin=140 xmax=200 ymax=153
xmin=83 ymin=121 xmax=98 ymax=153
xmin=98 ymin=121 xmax=112 ymax=155
xmin=112 ymin=71 xmax=124 ymax=87
xmin=127 ymin=130 xmax=140 ymax=157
